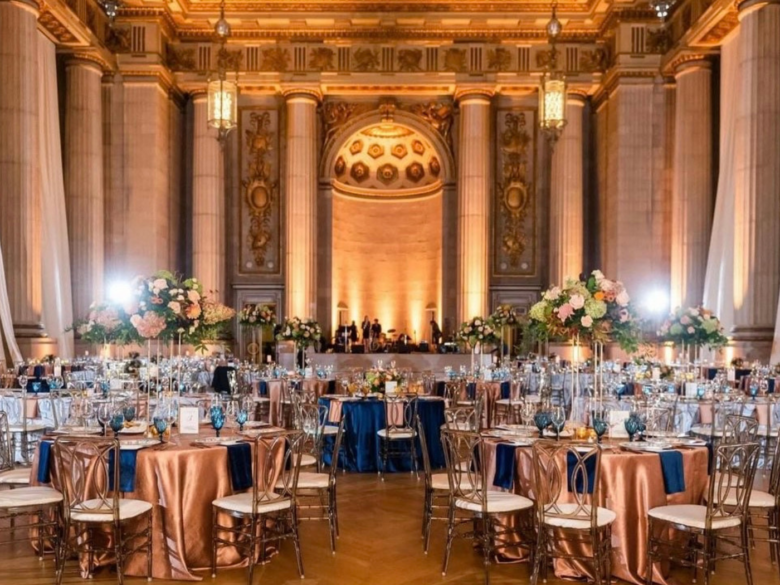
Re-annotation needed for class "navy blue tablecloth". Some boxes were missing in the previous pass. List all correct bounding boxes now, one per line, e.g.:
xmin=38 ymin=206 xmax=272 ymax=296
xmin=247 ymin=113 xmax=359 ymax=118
xmin=318 ymin=397 xmax=446 ymax=473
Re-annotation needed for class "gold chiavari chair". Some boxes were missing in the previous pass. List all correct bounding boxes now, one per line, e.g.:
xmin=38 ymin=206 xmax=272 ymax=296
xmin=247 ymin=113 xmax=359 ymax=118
xmin=724 ymin=413 xmax=760 ymax=444
xmin=441 ymin=429 xmax=534 ymax=585
xmin=212 ymin=430 xmax=305 ymax=583
xmin=0 ymin=411 xmax=32 ymax=486
xmin=531 ymin=441 xmax=614 ymax=585
xmin=443 ymin=406 xmax=479 ymax=432
xmin=53 ymin=436 xmax=153 ymax=584
xmin=297 ymin=402 xmax=337 ymax=471
xmin=417 ymin=414 xmax=449 ymax=554
xmin=283 ymin=416 xmax=346 ymax=554
xmin=378 ymin=396 xmax=419 ymax=481
xmin=646 ymin=442 xmax=760 ymax=585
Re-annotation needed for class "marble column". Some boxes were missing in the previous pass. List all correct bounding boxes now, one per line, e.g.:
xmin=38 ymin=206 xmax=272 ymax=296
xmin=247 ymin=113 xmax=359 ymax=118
xmin=191 ymin=94 xmax=225 ymax=299
xmin=670 ymin=60 xmax=712 ymax=310
xmin=64 ymin=58 xmax=105 ymax=319
xmin=549 ymin=94 xmax=585 ymax=285
xmin=0 ymin=1 xmax=45 ymax=340
xmin=283 ymin=88 xmax=320 ymax=319
xmin=456 ymin=89 xmax=493 ymax=321
xmin=733 ymin=0 xmax=780 ymax=356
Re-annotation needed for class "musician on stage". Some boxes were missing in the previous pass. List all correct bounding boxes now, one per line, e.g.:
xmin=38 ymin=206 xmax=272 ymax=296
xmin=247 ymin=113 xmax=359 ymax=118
xmin=370 ymin=318 xmax=382 ymax=351
xmin=349 ymin=320 xmax=359 ymax=345
xmin=361 ymin=315 xmax=371 ymax=350
xmin=430 ymin=319 xmax=443 ymax=346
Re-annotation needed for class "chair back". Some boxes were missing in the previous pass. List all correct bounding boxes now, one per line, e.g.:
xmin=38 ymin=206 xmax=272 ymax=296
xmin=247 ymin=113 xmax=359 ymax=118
xmin=440 ymin=429 xmax=486 ymax=512
xmin=646 ymin=405 xmax=675 ymax=433
xmin=444 ymin=406 xmax=478 ymax=432
xmin=707 ymin=442 xmax=760 ymax=529
xmin=767 ymin=433 xmax=780 ymax=500
xmin=416 ymin=414 xmax=431 ymax=488
xmin=443 ymin=381 xmax=463 ymax=407
xmin=384 ymin=397 xmax=417 ymax=432
xmin=298 ymin=402 xmax=329 ymax=463
xmin=253 ymin=430 xmax=304 ymax=515
xmin=724 ymin=414 xmax=759 ymax=444
xmin=53 ymin=436 xmax=121 ymax=524
xmin=0 ymin=412 xmax=13 ymax=473
xmin=327 ymin=417 xmax=347 ymax=485
xmin=531 ymin=440 xmax=602 ymax=531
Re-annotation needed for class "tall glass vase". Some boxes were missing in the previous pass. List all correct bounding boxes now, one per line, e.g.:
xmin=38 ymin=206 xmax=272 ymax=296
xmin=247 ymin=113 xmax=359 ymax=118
xmin=568 ymin=334 xmax=585 ymax=427
xmin=592 ymin=340 xmax=604 ymax=409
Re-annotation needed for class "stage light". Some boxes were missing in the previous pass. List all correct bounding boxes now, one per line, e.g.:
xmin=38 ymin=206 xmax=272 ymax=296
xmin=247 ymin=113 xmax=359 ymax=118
xmin=641 ymin=288 xmax=670 ymax=315
xmin=108 ymin=281 xmax=132 ymax=305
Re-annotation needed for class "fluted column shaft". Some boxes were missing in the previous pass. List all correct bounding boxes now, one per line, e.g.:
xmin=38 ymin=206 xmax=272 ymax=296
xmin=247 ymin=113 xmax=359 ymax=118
xmin=284 ymin=90 xmax=320 ymax=319
xmin=549 ymin=95 xmax=585 ymax=285
xmin=733 ymin=0 xmax=780 ymax=344
xmin=0 ymin=1 xmax=44 ymax=337
xmin=65 ymin=59 xmax=104 ymax=318
xmin=670 ymin=61 xmax=713 ymax=309
xmin=192 ymin=96 xmax=225 ymax=300
xmin=456 ymin=90 xmax=492 ymax=321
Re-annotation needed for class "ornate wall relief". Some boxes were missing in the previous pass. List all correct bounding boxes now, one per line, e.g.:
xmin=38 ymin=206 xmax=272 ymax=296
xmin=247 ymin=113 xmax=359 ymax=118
xmin=494 ymin=109 xmax=537 ymax=277
xmin=239 ymin=108 xmax=281 ymax=274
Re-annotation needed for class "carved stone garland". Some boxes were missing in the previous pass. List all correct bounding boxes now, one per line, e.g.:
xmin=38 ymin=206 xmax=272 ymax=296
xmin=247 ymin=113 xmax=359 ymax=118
xmin=242 ymin=112 xmax=277 ymax=267
xmin=497 ymin=112 xmax=533 ymax=267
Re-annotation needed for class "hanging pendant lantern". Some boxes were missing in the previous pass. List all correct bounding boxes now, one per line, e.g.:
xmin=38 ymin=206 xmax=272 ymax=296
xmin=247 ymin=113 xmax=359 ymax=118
xmin=207 ymin=76 xmax=238 ymax=143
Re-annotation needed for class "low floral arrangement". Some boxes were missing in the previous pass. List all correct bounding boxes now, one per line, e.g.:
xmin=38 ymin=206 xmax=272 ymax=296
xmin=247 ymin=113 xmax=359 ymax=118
xmin=239 ymin=304 xmax=276 ymax=327
xmin=197 ymin=298 xmax=237 ymax=345
xmin=456 ymin=316 xmax=500 ymax=348
xmin=365 ymin=367 xmax=402 ymax=394
xmin=276 ymin=316 xmax=322 ymax=349
xmin=657 ymin=306 xmax=728 ymax=349
xmin=528 ymin=270 xmax=641 ymax=352
xmin=490 ymin=304 xmax=519 ymax=328
xmin=70 ymin=302 xmax=138 ymax=346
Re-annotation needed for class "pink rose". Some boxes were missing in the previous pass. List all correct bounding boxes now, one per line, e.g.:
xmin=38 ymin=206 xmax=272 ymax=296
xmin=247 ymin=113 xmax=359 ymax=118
xmin=687 ymin=326 xmax=695 ymax=334
xmin=680 ymin=315 xmax=691 ymax=325
xmin=168 ymin=301 xmax=181 ymax=315
xmin=556 ymin=303 xmax=575 ymax=323
xmin=581 ymin=315 xmax=593 ymax=328
xmin=187 ymin=290 xmax=201 ymax=303
xmin=616 ymin=290 xmax=630 ymax=307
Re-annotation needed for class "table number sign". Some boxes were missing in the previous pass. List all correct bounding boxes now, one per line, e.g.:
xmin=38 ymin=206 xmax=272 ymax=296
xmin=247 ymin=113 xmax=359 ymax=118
xmin=385 ymin=381 xmax=397 ymax=394
xmin=178 ymin=406 xmax=200 ymax=434
xmin=608 ymin=410 xmax=630 ymax=438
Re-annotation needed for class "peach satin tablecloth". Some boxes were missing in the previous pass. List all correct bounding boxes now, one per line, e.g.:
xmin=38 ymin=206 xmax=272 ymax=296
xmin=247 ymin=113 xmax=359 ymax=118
xmin=266 ymin=379 xmax=331 ymax=426
xmin=33 ymin=429 xmax=283 ymax=581
xmin=484 ymin=441 xmax=709 ymax=585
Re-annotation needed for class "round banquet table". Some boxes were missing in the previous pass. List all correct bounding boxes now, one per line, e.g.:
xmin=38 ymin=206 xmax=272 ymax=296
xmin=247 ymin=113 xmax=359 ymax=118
xmin=259 ymin=378 xmax=335 ymax=426
xmin=31 ymin=428 xmax=283 ymax=581
xmin=319 ymin=396 xmax=446 ymax=472
xmin=483 ymin=440 xmax=709 ymax=585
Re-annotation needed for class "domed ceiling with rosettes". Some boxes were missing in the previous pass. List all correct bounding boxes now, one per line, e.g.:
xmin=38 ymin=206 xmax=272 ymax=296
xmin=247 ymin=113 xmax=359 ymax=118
xmin=332 ymin=123 xmax=443 ymax=198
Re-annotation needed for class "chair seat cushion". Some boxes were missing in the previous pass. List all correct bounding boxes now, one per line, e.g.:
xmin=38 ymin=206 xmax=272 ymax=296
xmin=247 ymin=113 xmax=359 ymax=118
xmin=377 ymin=428 xmax=416 ymax=439
xmin=298 ymin=454 xmax=317 ymax=467
xmin=322 ymin=426 xmax=338 ymax=436
xmin=543 ymin=504 xmax=616 ymax=529
xmin=431 ymin=473 xmax=481 ymax=491
xmin=455 ymin=492 xmax=533 ymax=514
xmin=648 ymin=504 xmax=742 ymax=530
xmin=291 ymin=471 xmax=329 ymax=489
xmin=0 ymin=467 xmax=32 ymax=485
xmin=71 ymin=498 xmax=152 ymax=522
xmin=0 ymin=486 xmax=62 ymax=509
xmin=213 ymin=492 xmax=291 ymax=515
xmin=706 ymin=489 xmax=776 ymax=509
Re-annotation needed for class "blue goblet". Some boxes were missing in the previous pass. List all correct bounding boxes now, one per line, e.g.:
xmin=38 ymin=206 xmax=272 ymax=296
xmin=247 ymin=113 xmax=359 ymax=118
xmin=750 ymin=384 xmax=759 ymax=401
xmin=592 ymin=416 xmax=609 ymax=444
xmin=236 ymin=409 xmax=248 ymax=432
xmin=534 ymin=411 xmax=550 ymax=435
xmin=110 ymin=413 xmax=125 ymax=438
xmin=122 ymin=405 xmax=136 ymax=424
xmin=624 ymin=416 xmax=640 ymax=442
xmin=153 ymin=417 xmax=168 ymax=444
xmin=211 ymin=412 xmax=225 ymax=438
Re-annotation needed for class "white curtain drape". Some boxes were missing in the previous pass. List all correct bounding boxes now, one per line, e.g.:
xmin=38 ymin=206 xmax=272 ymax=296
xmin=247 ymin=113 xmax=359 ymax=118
xmin=0 ymin=243 xmax=23 ymax=364
xmin=702 ymin=32 xmax=739 ymax=334
xmin=38 ymin=35 xmax=74 ymax=357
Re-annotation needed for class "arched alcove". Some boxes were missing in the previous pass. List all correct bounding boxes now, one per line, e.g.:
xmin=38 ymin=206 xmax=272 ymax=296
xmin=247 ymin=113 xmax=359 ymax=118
xmin=317 ymin=106 xmax=456 ymax=345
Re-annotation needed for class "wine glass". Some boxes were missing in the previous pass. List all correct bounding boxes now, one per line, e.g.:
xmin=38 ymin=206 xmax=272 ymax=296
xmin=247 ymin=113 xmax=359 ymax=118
xmin=153 ymin=417 xmax=168 ymax=444
xmin=522 ymin=401 xmax=536 ymax=429
xmin=122 ymin=404 xmax=136 ymax=424
xmin=624 ymin=415 xmax=640 ymax=442
xmin=211 ymin=411 xmax=225 ymax=438
xmin=109 ymin=411 xmax=125 ymax=437
xmin=592 ymin=412 xmax=609 ymax=444
xmin=18 ymin=374 xmax=28 ymax=391
xmin=534 ymin=410 xmax=550 ymax=436
xmin=550 ymin=406 xmax=566 ymax=441
xmin=97 ymin=402 xmax=112 ymax=436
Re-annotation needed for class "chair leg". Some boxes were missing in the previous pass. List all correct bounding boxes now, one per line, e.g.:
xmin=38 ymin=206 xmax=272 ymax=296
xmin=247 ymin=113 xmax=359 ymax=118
xmin=530 ymin=528 xmax=544 ymax=585
xmin=593 ymin=531 xmax=603 ymax=585
xmin=481 ymin=515 xmax=491 ymax=585
xmin=55 ymin=519 xmax=67 ymax=585
xmin=114 ymin=523 xmax=125 ymax=585
xmin=247 ymin=516 xmax=257 ymax=585
xmin=328 ymin=490 xmax=337 ymax=554
xmin=645 ymin=521 xmax=654 ymax=585
xmin=441 ymin=503 xmax=455 ymax=576
xmin=742 ymin=523 xmax=754 ymax=585
xmin=146 ymin=512 xmax=153 ymax=581
xmin=423 ymin=489 xmax=433 ymax=554
xmin=291 ymin=509 xmax=305 ymax=578
xmin=211 ymin=507 xmax=218 ymax=578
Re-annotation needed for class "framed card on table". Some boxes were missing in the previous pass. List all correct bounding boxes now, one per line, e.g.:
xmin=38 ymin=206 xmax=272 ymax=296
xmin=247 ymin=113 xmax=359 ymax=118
xmin=178 ymin=406 xmax=200 ymax=434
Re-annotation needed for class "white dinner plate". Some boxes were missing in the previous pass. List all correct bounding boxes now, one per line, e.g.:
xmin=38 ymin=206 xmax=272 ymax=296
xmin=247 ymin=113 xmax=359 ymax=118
xmin=619 ymin=442 xmax=672 ymax=452
xmin=417 ymin=396 xmax=444 ymax=401
xmin=120 ymin=439 xmax=158 ymax=450
xmin=119 ymin=422 xmax=148 ymax=434
xmin=191 ymin=437 xmax=243 ymax=447
xmin=542 ymin=429 xmax=573 ymax=439
xmin=51 ymin=426 xmax=102 ymax=435
xmin=242 ymin=421 xmax=268 ymax=429
xmin=239 ymin=428 xmax=283 ymax=438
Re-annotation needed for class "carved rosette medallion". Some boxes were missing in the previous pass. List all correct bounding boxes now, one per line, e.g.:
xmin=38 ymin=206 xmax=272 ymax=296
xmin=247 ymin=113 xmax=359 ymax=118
xmin=240 ymin=109 xmax=280 ymax=273
xmin=494 ymin=110 xmax=536 ymax=276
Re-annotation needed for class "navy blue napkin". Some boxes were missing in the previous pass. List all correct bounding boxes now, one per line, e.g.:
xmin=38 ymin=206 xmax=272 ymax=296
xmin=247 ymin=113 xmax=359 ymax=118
xmin=107 ymin=449 xmax=139 ymax=492
xmin=466 ymin=383 xmax=477 ymax=401
xmin=657 ymin=450 xmax=685 ymax=494
xmin=493 ymin=443 xmax=517 ymax=489
xmin=259 ymin=380 xmax=268 ymax=396
xmin=226 ymin=442 xmax=253 ymax=491
xmin=500 ymin=381 xmax=511 ymax=399
xmin=37 ymin=441 xmax=53 ymax=483
xmin=566 ymin=451 xmax=596 ymax=494
xmin=706 ymin=442 xmax=714 ymax=475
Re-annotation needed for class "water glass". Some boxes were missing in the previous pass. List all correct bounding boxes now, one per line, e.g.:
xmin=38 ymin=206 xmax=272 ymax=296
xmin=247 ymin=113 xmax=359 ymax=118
xmin=153 ymin=417 xmax=168 ymax=443
xmin=110 ymin=412 xmax=125 ymax=437
xmin=211 ymin=412 xmax=225 ymax=438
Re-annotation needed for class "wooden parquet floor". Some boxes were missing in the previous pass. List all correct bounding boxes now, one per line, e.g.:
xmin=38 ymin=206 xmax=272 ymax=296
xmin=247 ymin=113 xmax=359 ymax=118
xmin=3 ymin=471 xmax=780 ymax=585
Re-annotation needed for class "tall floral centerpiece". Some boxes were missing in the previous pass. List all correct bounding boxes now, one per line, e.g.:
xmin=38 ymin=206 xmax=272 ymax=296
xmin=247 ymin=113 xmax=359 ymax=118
xmin=456 ymin=317 xmax=500 ymax=374
xmin=239 ymin=304 xmax=276 ymax=365
xmin=528 ymin=270 xmax=641 ymax=419
xmin=276 ymin=317 xmax=322 ymax=370
xmin=70 ymin=302 xmax=141 ymax=353
xmin=658 ymin=306 xmax=727 ymax=365
xmin=490 ymin=304 xmax=519 ymax=363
